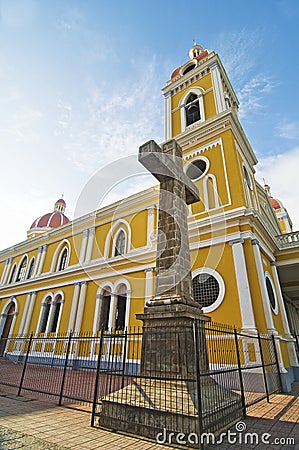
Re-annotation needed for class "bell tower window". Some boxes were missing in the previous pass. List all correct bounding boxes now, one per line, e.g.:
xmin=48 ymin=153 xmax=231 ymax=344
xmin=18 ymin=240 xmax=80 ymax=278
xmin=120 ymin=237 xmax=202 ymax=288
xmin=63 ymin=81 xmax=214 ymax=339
xmin=185 ymin=93 xmax=200 ymax=127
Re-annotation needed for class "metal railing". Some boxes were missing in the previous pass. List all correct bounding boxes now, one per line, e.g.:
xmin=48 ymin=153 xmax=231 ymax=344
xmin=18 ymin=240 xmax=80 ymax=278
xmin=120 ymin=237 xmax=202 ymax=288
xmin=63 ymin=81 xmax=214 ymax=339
xmin=0 ymin=323 xmax=282 ymax=447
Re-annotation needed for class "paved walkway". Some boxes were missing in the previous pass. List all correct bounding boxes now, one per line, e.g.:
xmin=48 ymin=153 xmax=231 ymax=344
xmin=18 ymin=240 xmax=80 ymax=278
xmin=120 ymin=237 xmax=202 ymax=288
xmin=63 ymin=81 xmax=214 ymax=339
xmin=0 ymin=383 xmax=298 ymax=449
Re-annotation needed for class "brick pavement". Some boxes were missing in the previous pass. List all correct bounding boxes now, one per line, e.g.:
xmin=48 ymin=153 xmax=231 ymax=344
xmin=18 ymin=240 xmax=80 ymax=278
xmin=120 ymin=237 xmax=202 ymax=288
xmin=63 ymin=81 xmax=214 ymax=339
xmin=0 ymin=383 xmax=298 ymax=449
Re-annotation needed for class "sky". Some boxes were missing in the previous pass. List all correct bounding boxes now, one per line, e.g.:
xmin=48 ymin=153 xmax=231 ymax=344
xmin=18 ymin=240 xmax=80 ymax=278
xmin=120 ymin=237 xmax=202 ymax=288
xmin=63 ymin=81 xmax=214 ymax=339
xmin=0 ymin=0 xmax=299 ymax=249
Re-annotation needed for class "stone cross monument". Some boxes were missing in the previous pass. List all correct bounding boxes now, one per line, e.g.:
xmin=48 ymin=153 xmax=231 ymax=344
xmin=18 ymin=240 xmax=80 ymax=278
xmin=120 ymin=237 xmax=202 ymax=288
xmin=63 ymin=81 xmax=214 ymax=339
xmin=136 ymin=139 xmax=208 ymax=379
xmin=138 ymin=139 xmax=201 ymax=308
xmin=99 ymin=138 xmax=242 ymax=440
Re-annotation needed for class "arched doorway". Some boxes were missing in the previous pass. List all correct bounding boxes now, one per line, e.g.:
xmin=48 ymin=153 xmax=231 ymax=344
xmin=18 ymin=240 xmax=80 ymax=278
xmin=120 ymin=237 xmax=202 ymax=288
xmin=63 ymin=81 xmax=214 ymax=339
xmin=0 ymin=303 xmax=15 ymax=356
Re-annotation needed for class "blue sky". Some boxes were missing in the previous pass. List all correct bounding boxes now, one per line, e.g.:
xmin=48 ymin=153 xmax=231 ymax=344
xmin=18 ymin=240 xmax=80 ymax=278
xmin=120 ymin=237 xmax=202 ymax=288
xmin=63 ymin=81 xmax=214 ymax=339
xmin=0 ymin=0 xmax=299 ymax=249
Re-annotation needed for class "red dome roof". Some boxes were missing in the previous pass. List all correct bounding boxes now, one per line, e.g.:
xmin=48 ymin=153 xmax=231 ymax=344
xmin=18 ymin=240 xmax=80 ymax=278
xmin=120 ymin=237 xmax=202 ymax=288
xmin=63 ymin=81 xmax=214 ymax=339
xmin=30 ymin=212 xmax=69 ymax=230
xmin=269 ymin=197 xmax=282 ymax=210
xmin=29 ymin=197 xmax=70 ymax=232
xmin=171 ymin=66 xmax=182 ymax=79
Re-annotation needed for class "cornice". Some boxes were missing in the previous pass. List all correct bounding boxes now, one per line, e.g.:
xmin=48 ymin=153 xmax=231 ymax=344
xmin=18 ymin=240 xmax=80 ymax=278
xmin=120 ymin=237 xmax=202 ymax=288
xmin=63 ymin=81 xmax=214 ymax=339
xmin=0 ymin=246 xmax=157 ymax=299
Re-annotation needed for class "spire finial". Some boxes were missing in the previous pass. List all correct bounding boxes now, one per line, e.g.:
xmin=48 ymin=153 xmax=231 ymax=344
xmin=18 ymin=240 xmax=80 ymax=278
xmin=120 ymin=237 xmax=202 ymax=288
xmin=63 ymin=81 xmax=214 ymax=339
xmin=193 ymin=39 xmax=197 ymax=46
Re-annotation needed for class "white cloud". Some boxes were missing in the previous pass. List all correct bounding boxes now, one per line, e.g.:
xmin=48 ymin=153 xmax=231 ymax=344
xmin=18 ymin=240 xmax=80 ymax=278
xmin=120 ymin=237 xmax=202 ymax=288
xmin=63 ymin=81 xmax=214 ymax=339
xmin=216 ymin=30 xmax=275 ymax=119
xmin=58 ymin=7 xmax=85 ymax=31
xmin=238 ymin=75 xmax=276 ymax=119
xmin=255 ymin=146 xmax=299 ymax=230
xmin=277 ymin=121 xmax=299 ymax=140
xmin=216 ymin=29 xmax=258 ymax=83
xmin=60 ymin=59 xmax=164 ymax=173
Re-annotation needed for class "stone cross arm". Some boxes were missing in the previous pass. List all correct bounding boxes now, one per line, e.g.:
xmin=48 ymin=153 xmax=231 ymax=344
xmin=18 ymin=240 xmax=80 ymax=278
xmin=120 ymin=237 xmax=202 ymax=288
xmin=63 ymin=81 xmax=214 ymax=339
xmin=138 ymin=140 xmax=200 ymax=205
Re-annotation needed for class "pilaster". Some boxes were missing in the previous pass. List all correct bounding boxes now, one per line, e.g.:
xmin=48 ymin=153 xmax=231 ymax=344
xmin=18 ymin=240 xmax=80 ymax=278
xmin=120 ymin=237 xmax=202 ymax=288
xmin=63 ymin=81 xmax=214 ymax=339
xmin=85 ymin=227 xmax=95 ymax=262
xmin=251 ymin=239 xmax=276 ymax=334
xmin=229 ymin=238 xmax=256 ymax=332
xmin=68 ymin=282 xmax=81 ymax=332
xmin=210 ymin=61 xmax=226 ymax=114
xmin=74 ymin=282 xmax=87 ymax=332
xmin=164 ymin=91 xmax=172 ymax=140
xmin=1 ymin=257 xmax=13 ymax=285
xmin=23 ymin=292 xmax=37 ymax=335
xmin=79 ymin=229 xmax=89 ymax=264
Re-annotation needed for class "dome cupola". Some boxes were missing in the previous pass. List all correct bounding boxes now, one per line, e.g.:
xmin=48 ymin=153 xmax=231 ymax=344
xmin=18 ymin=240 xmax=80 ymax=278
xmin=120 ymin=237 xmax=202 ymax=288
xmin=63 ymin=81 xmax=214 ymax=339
xmin=27 ymin=197 xmax=70 ymax=238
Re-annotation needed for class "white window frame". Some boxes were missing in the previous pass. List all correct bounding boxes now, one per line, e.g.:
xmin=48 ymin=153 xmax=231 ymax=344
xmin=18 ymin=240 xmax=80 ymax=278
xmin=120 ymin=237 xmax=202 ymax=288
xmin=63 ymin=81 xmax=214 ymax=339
xmin=180 ymin=88 xmax=205 ymax=133
xmin=192 ymin=267 xmax=225 ymax=313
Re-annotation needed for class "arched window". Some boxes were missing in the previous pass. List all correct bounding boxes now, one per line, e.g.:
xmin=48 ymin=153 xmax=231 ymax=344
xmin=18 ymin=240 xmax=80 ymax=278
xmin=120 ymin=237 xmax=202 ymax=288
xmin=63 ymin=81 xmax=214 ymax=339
xmin=16 ymin=256 xmax=28 ymax=282
xmin=49 ymin=294 xmax=63 ymax=333
xmin=26 ymin=258 xmax=35 ymax=279
xmin=114 ymin=230 xmax=126 ymax=256
xmin=185 ymin=93 xmax=200 ymax=127
xmin=58 ymin=248 xmax=68 ymax=271
xmin=8 ymin=264 xmax=16 ymax=284
xmin=38 ymin=296 xmax=52 ymax=333
xmin=98 ymin=289 xmax=111 ymax=330
xmin=115 ymin=284 xmax=127 ymax=330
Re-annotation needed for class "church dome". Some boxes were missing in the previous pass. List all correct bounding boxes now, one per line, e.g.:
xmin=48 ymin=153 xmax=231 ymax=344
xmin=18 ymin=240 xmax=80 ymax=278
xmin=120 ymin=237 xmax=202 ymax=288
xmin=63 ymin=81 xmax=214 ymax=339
xmin=28 ymin=198 xmax=70 ymax=238
xmin=264 ymin=184 xmax=284 ymax=210
xmin=269 ymin=197 xmax=283 ymax=210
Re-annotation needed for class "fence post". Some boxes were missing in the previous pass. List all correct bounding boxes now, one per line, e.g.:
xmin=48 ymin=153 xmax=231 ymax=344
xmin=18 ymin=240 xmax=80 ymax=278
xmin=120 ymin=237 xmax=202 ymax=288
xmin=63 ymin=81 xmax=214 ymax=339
xmin=121 ymin=328 xmax=128 ymax=389
xmin=18 ymin=333 xmax=33 ymax=396
xmin=257 ymin=332 xmax=270 ymax=403
xmin=271 ymin=334 xmax=283 ymax=392
xmin=58 ymin=331 xmax=73 ymax=406
xmin=193 ymin=320 xmax=203 ymax=450
xmin=233 ymin=328 xmax=246 ymax=418
xmin=91 ymin=329 xmax=104 ymax=427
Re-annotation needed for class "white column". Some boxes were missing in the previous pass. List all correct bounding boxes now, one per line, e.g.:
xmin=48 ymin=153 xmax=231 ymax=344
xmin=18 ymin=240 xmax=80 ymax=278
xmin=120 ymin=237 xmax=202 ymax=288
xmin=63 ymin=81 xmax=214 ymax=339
xmin=22 ymin=292 xmax=37 ymax=335
xmin=164 ymin=91 xmax=172 ymax=140
xmin=144 ymin=268 xmax=154 ymax=305
xmin=67 ymin=282 xmax=81 ymax=332
xmin=147 ymin=207 xmax=156 ymax=247
xmin=18 ymin=293 xmax=31 ymax=335
xmin=74 ymin=282 xmax=87 ymax=333
xmin=210 ymin=62 xmax=226 ymax=114
xmin=124 ymin=289 xmax=131 ymax=330
xmin=108 ymin=293 xmax=117 ymax=330
xmin=45 ymin=300 xmax=56 ymax=333
xmin=85 ymin=228 xmax=95 ymax=262
xmin=33 ymin=246 xmax=43 ymax=277
xmin=271 ymin=262 xmax=299 ymax=367
xmin=1 ymin=257 xmax=12 ymax=285
xmin=79 ymin=229 xmax=89 ymax=265
xmin=37 ymin=245 xmax=47 ymax=275
xmin=229 ymin=238 xmax=256 ymax=332
xmin=251 ymin=239 xmax=276 ymax=333
xmin=92 ymin=293 xmax=101 ymax=335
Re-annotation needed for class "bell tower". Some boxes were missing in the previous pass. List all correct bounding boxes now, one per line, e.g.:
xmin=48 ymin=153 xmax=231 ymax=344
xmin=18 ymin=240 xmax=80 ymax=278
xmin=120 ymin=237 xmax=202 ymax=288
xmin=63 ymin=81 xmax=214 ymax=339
xmin=161 ymin=42 xmax=261 ymax=218
xmin=162 ymin=42 xmax=239 ymax=141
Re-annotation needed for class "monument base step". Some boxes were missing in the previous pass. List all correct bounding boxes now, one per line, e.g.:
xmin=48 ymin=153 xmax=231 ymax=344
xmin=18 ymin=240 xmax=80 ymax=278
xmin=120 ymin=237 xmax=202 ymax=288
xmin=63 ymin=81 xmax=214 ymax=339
xmin=98 ymin=377 xmax=243 ymax=446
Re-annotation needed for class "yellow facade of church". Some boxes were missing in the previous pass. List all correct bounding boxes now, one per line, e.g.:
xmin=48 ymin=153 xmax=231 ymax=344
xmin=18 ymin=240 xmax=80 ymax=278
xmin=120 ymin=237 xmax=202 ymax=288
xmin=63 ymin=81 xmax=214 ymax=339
xmin=0 ymin=43 xmax=298 ymax=388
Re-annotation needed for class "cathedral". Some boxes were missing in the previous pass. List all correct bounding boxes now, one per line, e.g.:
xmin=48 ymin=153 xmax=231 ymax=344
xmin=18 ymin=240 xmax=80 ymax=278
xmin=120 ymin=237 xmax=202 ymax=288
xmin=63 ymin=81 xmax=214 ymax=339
xmin=0 ymin=43 xmax=298 ymax=389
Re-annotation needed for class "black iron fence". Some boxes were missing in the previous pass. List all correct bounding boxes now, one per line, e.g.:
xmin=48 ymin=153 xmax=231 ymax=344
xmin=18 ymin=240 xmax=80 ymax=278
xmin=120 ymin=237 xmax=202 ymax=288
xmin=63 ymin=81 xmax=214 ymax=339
xmin=0 ymin=322 xmax=282 ymax=447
